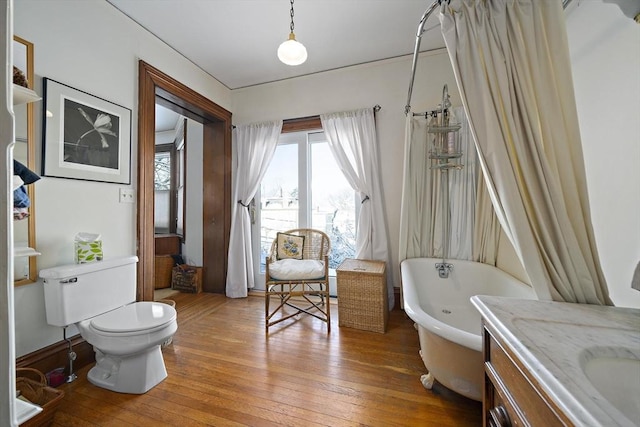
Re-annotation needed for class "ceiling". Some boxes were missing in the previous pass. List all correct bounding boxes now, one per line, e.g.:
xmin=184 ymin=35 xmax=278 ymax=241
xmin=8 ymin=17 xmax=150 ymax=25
xmin=155 ymin=104 xmax=182 ymax=133
xmin=106 ymin=0 xmax=446 ymax=90
xmin=113 ymin=1 xmax=634 ymax=132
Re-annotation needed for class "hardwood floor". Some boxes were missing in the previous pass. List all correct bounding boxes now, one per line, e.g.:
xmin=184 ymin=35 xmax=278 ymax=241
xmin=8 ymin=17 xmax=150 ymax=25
xmin=51 ymin=293 xmax=481 ymax=426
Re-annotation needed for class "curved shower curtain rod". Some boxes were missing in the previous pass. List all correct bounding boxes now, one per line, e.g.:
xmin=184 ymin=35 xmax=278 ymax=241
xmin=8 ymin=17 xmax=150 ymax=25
xmin=404 ymin=0 xmax=441 ymax=116
xmin=404 ymin=0 xmax=574 ymax=116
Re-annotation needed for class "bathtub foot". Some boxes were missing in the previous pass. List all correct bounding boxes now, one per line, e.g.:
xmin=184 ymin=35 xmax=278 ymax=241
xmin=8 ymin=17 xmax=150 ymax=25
xmin=420 ymin=373 xmax=435 ymax=390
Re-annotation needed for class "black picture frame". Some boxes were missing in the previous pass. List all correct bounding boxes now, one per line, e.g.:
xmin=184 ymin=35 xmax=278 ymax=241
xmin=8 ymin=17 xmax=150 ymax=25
xmin=42 ymin=78 xmax=131 ymax=184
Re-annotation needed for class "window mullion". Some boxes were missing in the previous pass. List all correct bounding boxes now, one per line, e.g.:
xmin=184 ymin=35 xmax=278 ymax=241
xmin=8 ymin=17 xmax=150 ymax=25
xmin=298 ymin=137 xmax=309 ymax=228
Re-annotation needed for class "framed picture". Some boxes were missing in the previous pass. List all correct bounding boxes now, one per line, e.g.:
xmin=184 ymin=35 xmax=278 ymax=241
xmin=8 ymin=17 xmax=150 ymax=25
xmin=42 ymin=78 xmax=131 ymax=184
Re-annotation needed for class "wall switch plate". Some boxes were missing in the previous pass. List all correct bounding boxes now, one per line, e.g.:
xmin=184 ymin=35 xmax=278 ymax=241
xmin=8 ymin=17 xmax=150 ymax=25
xmin=119 ymin=188 xmax=135 ymax=203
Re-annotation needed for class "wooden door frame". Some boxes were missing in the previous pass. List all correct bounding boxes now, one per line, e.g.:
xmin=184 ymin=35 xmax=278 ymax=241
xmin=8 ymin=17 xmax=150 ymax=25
xmin=137 ymin=60 xmax=232 ymax=301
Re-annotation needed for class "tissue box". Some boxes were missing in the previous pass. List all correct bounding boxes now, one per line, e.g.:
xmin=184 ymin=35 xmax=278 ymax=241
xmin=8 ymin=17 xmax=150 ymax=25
xmin=75 ymin=232 xmax=103 ymax=264
xmin=75 ymin=241 xmax=103 ymax=263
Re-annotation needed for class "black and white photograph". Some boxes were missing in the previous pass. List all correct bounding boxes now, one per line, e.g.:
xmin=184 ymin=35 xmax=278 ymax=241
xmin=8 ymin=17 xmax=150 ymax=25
xmin=42 ymin=78 xmax=131 ymax=184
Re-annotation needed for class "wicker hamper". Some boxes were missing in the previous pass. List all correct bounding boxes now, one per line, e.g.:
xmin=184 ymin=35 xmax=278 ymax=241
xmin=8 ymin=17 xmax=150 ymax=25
xmin=171 ymin=264 xmax=203 ymax=293
xmin=336 ymin=259 xmax=388 ymax=333
xmin=154 ymin=255 xmax=175 ymax=289
xmin=16 ymin=368 xmax=64 ymax=427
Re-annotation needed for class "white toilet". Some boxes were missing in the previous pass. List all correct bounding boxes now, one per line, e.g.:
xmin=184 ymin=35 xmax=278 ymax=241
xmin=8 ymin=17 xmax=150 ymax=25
xmin=39 ymin=256 xmax=177 ymax=394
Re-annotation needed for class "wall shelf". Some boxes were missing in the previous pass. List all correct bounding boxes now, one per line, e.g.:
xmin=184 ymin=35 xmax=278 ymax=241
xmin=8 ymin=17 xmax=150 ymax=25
xmin=16 ymin=397 xmax=43 ymax=424
xmin=13 ymin=247 xmax=40 ymax=258
xmin=13 ymin=84 xmax=40 ymax=106
xmin=11 ymin=82 xmax=41 ymax=264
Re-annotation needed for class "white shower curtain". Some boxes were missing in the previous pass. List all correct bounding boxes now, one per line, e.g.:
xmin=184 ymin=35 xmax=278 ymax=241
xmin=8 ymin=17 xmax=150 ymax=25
xmin=320 ymin=108 xmax=394 ymax=309
xmin=399 ymin=107 xmax=486 ymax=263
xmin=448 ymin=107 xmax=478 ymax=261
xmin=399 ymin=114 xmax=435 ymax=261
xmin=440 ymin=0 xmax=611 ymax=304
xmin=226 ymin=120 xmax=282 ymax=298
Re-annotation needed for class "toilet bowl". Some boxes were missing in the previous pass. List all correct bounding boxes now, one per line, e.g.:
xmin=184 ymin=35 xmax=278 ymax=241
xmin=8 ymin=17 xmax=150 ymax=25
xmin=79 ymin=301 xmax=177 ymax=393
xmin=40 ymin=256 xmax=178 ymax=394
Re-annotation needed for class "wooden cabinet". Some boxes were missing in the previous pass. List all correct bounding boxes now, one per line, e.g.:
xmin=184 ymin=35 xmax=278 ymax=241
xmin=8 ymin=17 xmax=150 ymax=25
xmin=154 ymin=234 xmax=181 ymax=255
xmin=482 ymin=323 xmax=573 ymax=427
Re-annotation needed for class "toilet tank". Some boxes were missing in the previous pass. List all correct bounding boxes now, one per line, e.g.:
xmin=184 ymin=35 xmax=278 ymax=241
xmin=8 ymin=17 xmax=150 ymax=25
xmin=39 ymin=256 xmax=138 ymax=327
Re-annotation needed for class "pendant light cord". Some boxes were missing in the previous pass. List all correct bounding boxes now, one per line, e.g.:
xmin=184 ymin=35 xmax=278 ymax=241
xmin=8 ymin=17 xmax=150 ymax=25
xmin=289 ymin=0 xmax=295 ymax=33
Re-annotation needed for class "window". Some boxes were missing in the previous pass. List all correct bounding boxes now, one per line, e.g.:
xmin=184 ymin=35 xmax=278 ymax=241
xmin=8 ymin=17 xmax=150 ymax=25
xmin=154 ymin=139 xmax=184 ymax=235
xmin=154 ymin=145 xmax=175 ymax=234
xmin=256 ymin=131 xmax=357 ymax=275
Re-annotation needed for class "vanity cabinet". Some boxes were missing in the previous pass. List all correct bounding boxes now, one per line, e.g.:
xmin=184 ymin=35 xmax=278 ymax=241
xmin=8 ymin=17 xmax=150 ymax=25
xmin=482 ymin=322 xmax=573 ymax=427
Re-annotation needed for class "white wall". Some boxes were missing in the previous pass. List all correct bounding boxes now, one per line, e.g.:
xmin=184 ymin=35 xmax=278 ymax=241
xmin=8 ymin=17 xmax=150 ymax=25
xmin=13 ymin=0 xmax=231 ymax=357
xmin=566 ymin=2 xmax=640 ymax=308
xmin=232 ymin=50 xmax=461 ymax=291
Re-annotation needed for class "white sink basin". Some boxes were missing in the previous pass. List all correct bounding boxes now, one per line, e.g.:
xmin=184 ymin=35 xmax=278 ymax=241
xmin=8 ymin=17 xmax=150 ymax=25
xmin=473 ymin=298 xmax=640 ymax=426
xmin=511 ymin=317 xmax=640 ymax=425
xmin=581 ymin=351 xmax=640 ymax=423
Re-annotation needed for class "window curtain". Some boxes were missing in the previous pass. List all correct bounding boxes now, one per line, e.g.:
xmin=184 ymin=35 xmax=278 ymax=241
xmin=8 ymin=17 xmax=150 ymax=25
xmin=320 ymin=108 xmax=394 ymax=309
xmin=440 ymin=0 xmax=611 ymax=304
xmin=226 ymin=120 xmax=282 ymax=298
xmin=154 ymin=190 xmax=170 ymax=233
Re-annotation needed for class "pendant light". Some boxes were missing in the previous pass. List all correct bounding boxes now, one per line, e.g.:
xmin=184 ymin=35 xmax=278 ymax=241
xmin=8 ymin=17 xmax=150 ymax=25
xmin=277 ymin=0 xmax=307 ymax=66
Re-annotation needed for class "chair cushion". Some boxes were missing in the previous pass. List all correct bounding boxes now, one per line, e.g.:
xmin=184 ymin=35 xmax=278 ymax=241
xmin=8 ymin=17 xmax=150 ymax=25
xmin=276 ymin=232 xmax=304 ymax=260
xmin=269 ymin=259 xmax=325 ymax=281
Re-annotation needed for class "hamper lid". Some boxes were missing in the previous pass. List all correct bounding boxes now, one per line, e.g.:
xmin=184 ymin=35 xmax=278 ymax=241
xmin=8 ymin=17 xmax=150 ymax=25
xmin=90 ymin=301 xmax=176 ymax=333
xmin=336 ymin=259 xmax=385 ymax=274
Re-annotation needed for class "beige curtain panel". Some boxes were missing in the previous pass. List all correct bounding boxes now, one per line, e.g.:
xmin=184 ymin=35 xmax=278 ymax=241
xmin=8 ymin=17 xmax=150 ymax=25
xmin=440 ymin=0 xmax=611 ymax=304
xmin=472 ymin=168 xmax=501 ymax=266
xmin=399 ymin=107 xmax=499 ymax=264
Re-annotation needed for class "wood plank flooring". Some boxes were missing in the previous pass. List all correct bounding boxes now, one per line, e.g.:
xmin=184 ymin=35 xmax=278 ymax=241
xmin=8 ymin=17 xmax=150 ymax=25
xmin=51 ymin=292 xmax=481 ymax=426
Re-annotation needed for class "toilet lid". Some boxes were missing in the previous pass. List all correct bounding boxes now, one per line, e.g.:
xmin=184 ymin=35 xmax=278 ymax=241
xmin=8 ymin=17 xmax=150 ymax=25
xmin=90 ymin=301 xmax=176 ymax=333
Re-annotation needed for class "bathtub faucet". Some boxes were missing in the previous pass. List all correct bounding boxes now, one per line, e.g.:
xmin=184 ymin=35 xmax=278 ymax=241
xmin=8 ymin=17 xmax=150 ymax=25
xmin=435 ymin=262 xmax=453 ymax=278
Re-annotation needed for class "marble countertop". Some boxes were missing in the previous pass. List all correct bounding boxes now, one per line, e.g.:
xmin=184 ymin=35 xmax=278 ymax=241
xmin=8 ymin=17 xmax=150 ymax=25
xmin=471 ymin=296 xmax=640 ymax=427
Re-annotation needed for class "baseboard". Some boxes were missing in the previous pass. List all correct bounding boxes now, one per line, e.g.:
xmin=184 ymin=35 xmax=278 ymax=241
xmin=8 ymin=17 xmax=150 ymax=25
xmin=16 ymin=335 xmax=94 ymax=381
xmin=393 ymin=286 xmax=401 ymax=310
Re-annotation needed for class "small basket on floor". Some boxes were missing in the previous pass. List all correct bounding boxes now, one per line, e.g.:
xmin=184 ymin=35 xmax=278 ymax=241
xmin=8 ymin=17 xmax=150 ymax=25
xmin=16 ymin=367 xmax=65 ymax=427
xmin=171 ymin=264 xmax=202 ymax=293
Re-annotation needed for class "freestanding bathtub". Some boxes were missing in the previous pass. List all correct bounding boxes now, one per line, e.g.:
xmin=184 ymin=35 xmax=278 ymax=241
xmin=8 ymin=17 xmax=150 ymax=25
xmin=400 ymin=257 xmax=536 ymax=401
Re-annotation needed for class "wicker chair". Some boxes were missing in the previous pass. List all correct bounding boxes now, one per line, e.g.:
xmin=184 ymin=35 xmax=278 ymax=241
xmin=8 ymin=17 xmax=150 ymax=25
xmin=265 ymin=228 xmax=331 ymax=333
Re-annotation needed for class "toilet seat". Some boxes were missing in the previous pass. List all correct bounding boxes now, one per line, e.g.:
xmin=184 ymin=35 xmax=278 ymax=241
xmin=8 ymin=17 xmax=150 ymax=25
xmin=90 ymin=301 xmax=176 ymax=335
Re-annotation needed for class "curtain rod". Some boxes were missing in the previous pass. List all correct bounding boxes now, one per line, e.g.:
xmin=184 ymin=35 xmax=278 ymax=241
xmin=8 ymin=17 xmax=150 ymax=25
xmin=412 ymin=107 xmax=448 ymax=118
xmin=405 ymin=0 xmax=574 ymax=116
xmin=404 ymin=0 xmax=442 ymax=116
xmin=231 ymin=105 xmax=381 ymax=129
